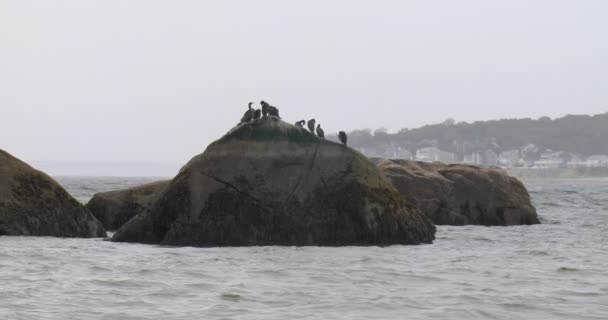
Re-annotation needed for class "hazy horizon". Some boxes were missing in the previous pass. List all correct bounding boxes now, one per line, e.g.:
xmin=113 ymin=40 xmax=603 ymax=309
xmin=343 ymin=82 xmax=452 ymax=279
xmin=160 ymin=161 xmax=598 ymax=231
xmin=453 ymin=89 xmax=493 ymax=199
xmin=2 ymin=1 xmax=607 ymax=167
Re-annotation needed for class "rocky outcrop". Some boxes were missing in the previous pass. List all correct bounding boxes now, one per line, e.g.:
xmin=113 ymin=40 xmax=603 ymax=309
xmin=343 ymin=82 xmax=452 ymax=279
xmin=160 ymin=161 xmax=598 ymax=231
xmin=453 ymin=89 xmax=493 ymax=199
xmin=376 ymin=159 xmax=540 ymax=226
xmin=0 ymin=150 xmax=106 ymax=237
xmin=112 ymin=117 xmax=436 ymax=246
xmin=86 ymin=180 xmax=169 ymax=230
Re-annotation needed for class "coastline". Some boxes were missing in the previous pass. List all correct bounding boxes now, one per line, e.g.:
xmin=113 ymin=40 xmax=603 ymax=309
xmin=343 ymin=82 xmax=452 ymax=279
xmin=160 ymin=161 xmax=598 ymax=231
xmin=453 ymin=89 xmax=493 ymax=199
xmin=506 ymin=167 xmax=608 ymax=181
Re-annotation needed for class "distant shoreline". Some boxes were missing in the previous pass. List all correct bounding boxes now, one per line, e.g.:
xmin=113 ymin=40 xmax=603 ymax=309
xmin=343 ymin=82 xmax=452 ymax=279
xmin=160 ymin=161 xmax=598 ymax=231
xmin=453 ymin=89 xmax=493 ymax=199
xmin=506 ymin=167 xmax=608 ymax=180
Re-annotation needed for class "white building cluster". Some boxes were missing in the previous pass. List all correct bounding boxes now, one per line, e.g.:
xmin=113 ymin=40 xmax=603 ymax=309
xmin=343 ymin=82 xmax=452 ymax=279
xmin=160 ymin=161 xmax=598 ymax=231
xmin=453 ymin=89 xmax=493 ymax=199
xmin=357 ymin=144 xmax=608 ymax=169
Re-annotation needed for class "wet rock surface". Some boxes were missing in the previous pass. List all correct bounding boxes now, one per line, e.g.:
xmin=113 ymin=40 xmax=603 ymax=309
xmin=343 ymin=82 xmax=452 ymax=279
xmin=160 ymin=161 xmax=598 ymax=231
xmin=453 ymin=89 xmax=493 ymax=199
xmin=86 ymin=180 xmax=169 ymax=230
xmin=0 ymin=150 xmax=105 ymax=237
xmin=376 ymin=159 xmax=540 ymax=226
xmin=112 ymin=117 xmax=435 ymax=246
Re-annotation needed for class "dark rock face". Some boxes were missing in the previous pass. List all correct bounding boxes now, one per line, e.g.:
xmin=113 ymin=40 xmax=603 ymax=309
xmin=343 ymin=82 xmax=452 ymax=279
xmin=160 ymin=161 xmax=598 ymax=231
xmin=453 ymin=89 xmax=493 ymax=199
xmin=376 ymin=159 xmax=540 ymax=226
xmin=86 ymin=180 xmax=169 ymax=230
xmin=0 ymin=150 xmax=106 ymax=237
xmin=113 ymin=118 xmax=436 ymax=246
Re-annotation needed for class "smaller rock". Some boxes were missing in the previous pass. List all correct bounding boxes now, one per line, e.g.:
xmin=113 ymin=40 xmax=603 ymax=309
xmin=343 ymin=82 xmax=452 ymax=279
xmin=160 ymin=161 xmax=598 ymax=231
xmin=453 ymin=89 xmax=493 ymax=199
xmin=376 ymin=159 xmax=540 ymax=226
xmin=86 ymin=180 xmax=169 ymax=230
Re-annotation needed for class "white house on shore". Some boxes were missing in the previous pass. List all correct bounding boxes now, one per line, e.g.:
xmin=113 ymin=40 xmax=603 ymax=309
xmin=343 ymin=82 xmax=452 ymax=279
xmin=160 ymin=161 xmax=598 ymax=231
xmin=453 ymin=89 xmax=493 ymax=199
xmin=586 ymin=155 xmax=608 ymax=167
xmin=498 ymin=150 xmax=522 ymax=167
xmin=415 ymin=147 xmax=455 ymax=163
xmin=533 ymin=151 xmax=566 ymax=169
xmin=356 ymin=146 xmax=414 ymax=160
xmin=356 ymin=143 xmax=608 ymax=169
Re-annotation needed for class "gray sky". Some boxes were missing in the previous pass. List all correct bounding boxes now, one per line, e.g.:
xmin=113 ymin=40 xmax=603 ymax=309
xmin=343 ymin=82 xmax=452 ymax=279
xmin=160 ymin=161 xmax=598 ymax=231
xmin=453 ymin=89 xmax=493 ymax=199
xmin=1 ymin=0 xmax=607 ymax=166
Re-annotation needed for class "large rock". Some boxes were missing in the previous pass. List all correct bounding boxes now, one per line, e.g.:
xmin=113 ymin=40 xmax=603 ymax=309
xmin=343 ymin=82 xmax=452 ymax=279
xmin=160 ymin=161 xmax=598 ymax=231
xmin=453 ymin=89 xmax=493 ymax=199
xmin=376 ymin=159 xmax=540 ymax=226
xmin=86 ymin=180 xmax=169 ymax=230
xmin=0 ymin=150 xmax=105 ymax=237
xmin=113 ymin=117 xmax=435 ymax=246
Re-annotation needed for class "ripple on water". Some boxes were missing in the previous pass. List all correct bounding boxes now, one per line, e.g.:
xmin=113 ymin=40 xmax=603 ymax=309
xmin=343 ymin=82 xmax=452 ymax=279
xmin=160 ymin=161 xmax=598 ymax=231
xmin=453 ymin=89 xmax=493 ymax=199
xmin=221 ymin=293 xmax=243 ymax=302
xmin=529 ymin=250 xmax=550 ymax=256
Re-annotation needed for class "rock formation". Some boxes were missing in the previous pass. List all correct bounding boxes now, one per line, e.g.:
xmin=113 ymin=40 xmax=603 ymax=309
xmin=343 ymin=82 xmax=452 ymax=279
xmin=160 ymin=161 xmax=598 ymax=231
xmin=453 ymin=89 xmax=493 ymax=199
xmin=0 ymin=149 xmax=106 ymax=237
xmin=86 ymin=180 xmax=169 ymax=230
xmin=112 ymin=118 xmax=435 ymax=246
xmin=376 ymin=159 xmax=540 ymax=226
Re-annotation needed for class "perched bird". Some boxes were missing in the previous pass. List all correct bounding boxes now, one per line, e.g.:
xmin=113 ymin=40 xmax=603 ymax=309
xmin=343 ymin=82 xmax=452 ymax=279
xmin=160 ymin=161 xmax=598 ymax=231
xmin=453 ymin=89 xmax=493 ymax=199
xmin=307 ymin=119 xmax=316 ymax=133
xmin=295 ymin=120 xmax=306 ymax=127
xmin=268 ymin=105 xmax=280 ymax=118
xmin=253 ymin=108 xmax=262 ymax=120
xmin=316 ymin=124 xmax=325 ymax=139
xmin=260 ymin=100 xmax=280 ymax=118
xmin=239 ymin=102 xmax=254 ymax=124
xmin=261 ymin=101 xmax=270 ymax=117
xmin=338 ymin=131 xmax=348 ymax=146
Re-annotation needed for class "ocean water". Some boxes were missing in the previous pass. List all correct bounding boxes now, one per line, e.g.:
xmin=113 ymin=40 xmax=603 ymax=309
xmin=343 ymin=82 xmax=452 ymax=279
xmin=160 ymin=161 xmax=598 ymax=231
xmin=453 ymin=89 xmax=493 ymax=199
xmin=1 ymin=177 xmax=607 ymax=320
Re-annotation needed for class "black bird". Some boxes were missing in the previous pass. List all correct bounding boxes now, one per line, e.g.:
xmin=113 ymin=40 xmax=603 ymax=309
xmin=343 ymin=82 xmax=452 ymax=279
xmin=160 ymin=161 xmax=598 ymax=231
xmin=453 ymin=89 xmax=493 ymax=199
xmin=295 ymin=120 xmax=306 ymax=127
xmin=260 ymin=100 xmax=280 ymax=118
xmin=240 ymin=102 xmax=254 ymax=124
xmin=307 ymin=119 xmax=316 ymax=133
xmin=253 ymin=108 xmax=261 ymax=120
xmin=268 ymin=105 xmax=280 ymax=118
xmin=338 ymin=131 xmax=348 ymax=146
xmin=261 ymin=100 xmax=270 ymax=117
xmin=316 ymin=124 xmax=325 ymax=139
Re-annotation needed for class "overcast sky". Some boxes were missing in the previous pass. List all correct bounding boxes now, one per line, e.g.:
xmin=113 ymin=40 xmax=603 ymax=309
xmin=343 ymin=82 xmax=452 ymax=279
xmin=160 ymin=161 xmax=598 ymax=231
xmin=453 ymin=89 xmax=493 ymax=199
xmin=1 ymin=0 xmax=607 ymax=166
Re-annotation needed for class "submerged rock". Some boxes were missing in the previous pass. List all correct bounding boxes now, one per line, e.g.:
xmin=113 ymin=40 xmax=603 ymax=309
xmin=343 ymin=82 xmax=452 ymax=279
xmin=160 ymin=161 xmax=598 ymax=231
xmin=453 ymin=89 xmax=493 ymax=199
xmin=376 ymin=159 xmax=540 ymax=226
xmin=113 ymin=117 xmax=435 ymax=246
xmin=86 ymin=180 xmax=169 ymax=230
xmin=0 ymin=150 xmax=105 ymax=237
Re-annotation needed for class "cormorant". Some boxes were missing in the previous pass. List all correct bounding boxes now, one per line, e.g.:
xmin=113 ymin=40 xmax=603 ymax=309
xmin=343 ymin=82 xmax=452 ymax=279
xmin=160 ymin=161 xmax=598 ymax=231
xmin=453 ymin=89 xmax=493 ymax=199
xmin=307 ymin=119 xmax=316 ymax=133
xmin=253 ymin=108 xmax=261 ymax=120
xmin=261 ymin=101 xmax=269 ymax=117
xmin=339 ymin=131 xmax=347 ymax=146
xmin=260 ymin=100 xmax=280 ymax=118
xmin=295 ymin=120 xmax=306 ymax=127
xmin=268 ymin=105 xmax=280 ymax=117
xmin=316 ymin=124 xmax=325 ymax=139
xmin=240 ymin=102 xmax=254 ymax=124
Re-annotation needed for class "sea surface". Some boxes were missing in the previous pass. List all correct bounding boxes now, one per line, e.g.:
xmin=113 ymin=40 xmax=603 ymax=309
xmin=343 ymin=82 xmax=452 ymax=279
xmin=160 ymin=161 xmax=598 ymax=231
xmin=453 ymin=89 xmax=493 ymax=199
xmin=1 ymin=177 xmax=607 ymax=320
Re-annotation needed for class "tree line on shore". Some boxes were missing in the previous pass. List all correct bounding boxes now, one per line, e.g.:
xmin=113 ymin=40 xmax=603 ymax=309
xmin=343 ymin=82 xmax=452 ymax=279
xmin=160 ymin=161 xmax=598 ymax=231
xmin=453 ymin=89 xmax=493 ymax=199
xmin=328 ymin=112 xmax=608 ymax=159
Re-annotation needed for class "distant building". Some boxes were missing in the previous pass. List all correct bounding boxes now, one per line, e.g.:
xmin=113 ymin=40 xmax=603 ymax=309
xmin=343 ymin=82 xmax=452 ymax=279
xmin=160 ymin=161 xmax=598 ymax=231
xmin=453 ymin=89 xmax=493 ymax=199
xmin=567 ymin=155 xmax=588 ymax=168
xmin=416 ymin=147 xmax=455 ymax=163
xmin=393 ymin=148 xmax=414 ymax=160
xmin=534 ymin=151 xmax=566 ymax=169
xmin=357 ymin=142 xmax=608 ymax=169
xmin=463 ymin=152 xmax=482 ymax=165
xmin=357 ymin=146 xmax=414 ymax=160
xmin=498 ymin=150 xmax=522 ymax=167
xmin=484 ymin=150 xmax=499 ymax=167
xmin=463 ymin=150 xmax=499 ymax=167
xmin=587 ymin=155 xmax=608 ymax=167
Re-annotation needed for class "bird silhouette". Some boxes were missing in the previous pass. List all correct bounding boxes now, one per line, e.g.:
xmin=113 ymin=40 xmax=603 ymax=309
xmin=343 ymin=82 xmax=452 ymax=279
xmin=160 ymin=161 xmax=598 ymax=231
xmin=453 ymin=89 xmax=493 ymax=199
xmin=307 ymin=119 xmax=316 ymax=133
xmin=339 ymin=131 xmax=348 ymax=146
xmin=316 ymin=124 xmax=325 ymax=139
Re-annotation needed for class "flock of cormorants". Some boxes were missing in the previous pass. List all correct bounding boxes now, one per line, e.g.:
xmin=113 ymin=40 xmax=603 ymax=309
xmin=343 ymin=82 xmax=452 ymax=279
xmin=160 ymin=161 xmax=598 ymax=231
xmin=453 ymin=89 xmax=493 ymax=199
xmin=239 ymin=101 xmax=348 ymax=146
